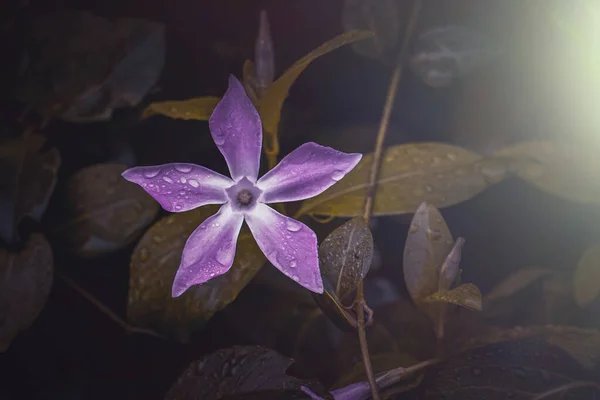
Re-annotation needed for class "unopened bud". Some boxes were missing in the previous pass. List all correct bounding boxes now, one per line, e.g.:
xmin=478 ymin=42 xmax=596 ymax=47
xmin=254 ymin=10 xmax=275 ymax=94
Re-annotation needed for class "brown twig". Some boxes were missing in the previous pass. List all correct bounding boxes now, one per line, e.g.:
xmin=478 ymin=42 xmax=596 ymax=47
xmin=355 ymin=1 xmax=423 ymax=399
xmin=57 ymin=273 xmax=163 ymax=339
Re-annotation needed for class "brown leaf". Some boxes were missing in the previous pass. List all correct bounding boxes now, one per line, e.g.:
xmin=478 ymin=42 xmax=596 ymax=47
xmin=128 ymin=205 xmax=265 ymax=342
xmin=63 ymin=163 xmax=159 ymax=257
xmin=165 ymin=346 xmax=325 ymax=400
xmin=0 ymin=135 xmax=61 ymax=244
xmin=141 ymin=96 xmax=221 ymax=120
xmin=438 ymin=237 xmax=465 ymax=291
xmin=495 ymin=140 xmax=600 ymax=205
xmin=573 ymin=243 xmax=600 ymax=307
xmin=424 ymin=283 xmax=483 ymax=312
xmin=0 ymin=233 xmax=53 ymax=351
xmin=485 ymin=267 xmax=554 ymax=303
xmin=298 ymin=143 xmax=509 ymax=218
xmin=403 ymin=202 xmax=454 ymax=303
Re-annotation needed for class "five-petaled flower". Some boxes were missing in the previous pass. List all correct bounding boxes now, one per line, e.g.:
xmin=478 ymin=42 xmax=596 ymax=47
xmin=122 ymin=75 xmax=362 ymax=297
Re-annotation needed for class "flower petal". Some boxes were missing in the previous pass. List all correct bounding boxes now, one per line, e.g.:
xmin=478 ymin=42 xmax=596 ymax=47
xmin=257 ymin=142 xmax=362 ymax=203
xmin=122 ymin=163 xmax=233 ymax=213
xmin=244 ymin=203 xmax=323 ymax=293
xmin=172 ymin=204 xmax=244 ymax=297
xmin=209 ymin=75 xmax=262 ymax=182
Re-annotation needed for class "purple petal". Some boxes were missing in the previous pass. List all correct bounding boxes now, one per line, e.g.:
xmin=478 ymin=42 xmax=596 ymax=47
xmin=172 ymin=204 xmax=244 ymax=297
xmin=244 ymin=204 xmax=323 ymax=293
xmin=209 ymin=75 xmax=262 ymax=182
xmin=257 ymin=142 xmax=362 ymax=203
xmin=122 ymin=163 xmax=233 ymax=213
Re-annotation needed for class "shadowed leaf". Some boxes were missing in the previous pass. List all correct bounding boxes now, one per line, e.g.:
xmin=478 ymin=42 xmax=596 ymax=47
xmin=424 ymin=283 xmax=483 ymax=311
xmin=495 ymin=141 xmax=600 ymax=204
xmin=0 ymin=234 xmax=53 ymax=352
xmin=410 ymin=26 xmax=501 ymax=88
xmin=417 ymin=338 xmax=599 ymax=399
xmin=142 ymin=96 xmax=221 ymax=120
xmin=313 ymin=217 xmax=373 ymax=331
xmin=258 ymin=30 xmax=373 ymax=138
xmin=403 ymin=202 xmax=454 ymax=303
xmin=341 ymin=0 xmax=399 ymax=61
xmin=485 ymin=267 xmax=554 ymax=303
xmin=62 ymin=163 xmax=159 ymax=257
xmin=0 ymin=135 xmax=61 ymax=244
xmin=165 ymin=346 xmax=325 ymax=400
xmin=573 ymin=243 xmax=600 ymax=307
xmin=463 ymin=325 xmax=600 ymax=371
xmin=128 ymin=205 xmax=265 ymax=342
xmin=298 ymin=143 xmax=508 ymax=218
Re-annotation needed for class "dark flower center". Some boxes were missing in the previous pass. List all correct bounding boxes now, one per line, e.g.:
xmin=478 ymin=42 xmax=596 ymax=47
xmin=237 ymin=189 xmax=253 ymax=206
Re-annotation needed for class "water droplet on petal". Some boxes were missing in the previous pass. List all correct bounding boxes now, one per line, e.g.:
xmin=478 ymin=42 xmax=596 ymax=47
xmin=189 ymin=179 xmax=199 ymax=188
xmin=216 ymin=243 xmax=234 ymax=265
xmin=290 ymin=260 xmax=297 ymax=268
xmin=175 ymin=165 xmax=192 ymax=173
xmin=175 ymin=204 xmax=182 ymax=210
xmin=144 ymin=169 xmax=160 ymax=178
xmin=213 ymin=134 xmax=226 ymax=146
xmin=286 ymin=220 xmax=302 ymax=232
xmin=162 ymin=176 xmax=173 ymax=184
xmin=331 ymin=170 xmax=345 ymax=181
xmin=409 ymin=222 xmax=419 ymax=234
xmin=292 ymin=275 xmax=300 ymax=282
xmin=180 ymin=177 xmax=187 ymax=183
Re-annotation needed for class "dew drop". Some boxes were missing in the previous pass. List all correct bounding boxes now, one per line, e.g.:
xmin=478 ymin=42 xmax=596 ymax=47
xmin=189 ymin=179 xmax=199 ymax=188
xmin=212 ymin=222 xmax=220 ymax=228
xmin=180 ymin=177 xmax=187 ymax=183
xmin=175 ymin=165 xmax=192 ymax=173
xmin=286 ymin=220 xmax=302 ymax=232
xmin=409 ymin=223 xmax=419 ymax=234
xmin=144 ymin=169 xmax=160 ymax=178
xmin=179 ymin=190 xmax=186 ymax=195
xmin=292 ymin=275 xmax=300 ymax=282
xmin=290 ymin=260 xmax=297 ymax=268
xmin=175 ymin=204 xmax=182 ymax=210
xmin=162 ymin=176 xmax=173 ymax=184
xmin=216 ymin=243 xmax=234 ymax=265
xmin=213 ymin=134 xmax=226 ymax=146
xmin=331 ymin=170 xmax=345 ymax=181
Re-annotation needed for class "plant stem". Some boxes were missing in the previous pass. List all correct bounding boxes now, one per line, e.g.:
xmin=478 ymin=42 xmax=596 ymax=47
xmin=356 ymin=1 xmax=422 ymax=399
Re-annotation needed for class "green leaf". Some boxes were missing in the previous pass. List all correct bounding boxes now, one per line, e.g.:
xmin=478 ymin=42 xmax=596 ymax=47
xmin=0 ymin=134 xmax=61 ymax=244
xmin=438 ymin=237 xmax=465 ymax=292
xmin=298 ymin=143 xmax=509 ymax=218
xmin=0 ymin=233 xmax=53 ymax=352
xmin=258 ymin=30 xmax=373 ymax=138
xmin=485 ymin=267 xmax=554 ymax=303
xmin=141 ymin=96 xmax=221 ymax=120
xmin=403 ymin=202 xmax=454 ymax=303
xmin=312 ymin=217 xmax=373 ymax=331
xmin=573 ymin=243 xmax=600 ymax=307
xmin=62 ymin=163 xmax=159 ymax=257
xmin=423 ymin=283 xmax=483 ymax=311
xmin=495 ymin=140 xmax=600 ymax=204
xmin=165 ymin=346 xmax=325 ymax=400
xmin=128 ymin=205 xmax=265 ymax=342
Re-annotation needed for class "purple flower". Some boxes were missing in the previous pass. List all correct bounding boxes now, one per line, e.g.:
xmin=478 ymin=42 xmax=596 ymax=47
xmin=122 ymin=75 xmax=362 ymax=297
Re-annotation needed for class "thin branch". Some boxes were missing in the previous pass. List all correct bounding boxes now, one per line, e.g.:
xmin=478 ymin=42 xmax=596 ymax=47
xmin=57 ymin=273 xmax=163 ymax=339
xmin=355 ymin=1 xmax=423 ymax=399
xmin=532 ymin=381 xmax=600 ymax=400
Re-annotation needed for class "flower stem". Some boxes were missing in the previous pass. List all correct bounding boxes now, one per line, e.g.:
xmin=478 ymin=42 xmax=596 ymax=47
xmin=356 ymin=1 xmax=422 ymax=399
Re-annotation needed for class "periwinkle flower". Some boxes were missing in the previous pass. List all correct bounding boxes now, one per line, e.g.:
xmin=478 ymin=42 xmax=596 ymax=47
xmin=122 ymin=75 xmax=362 ymax=297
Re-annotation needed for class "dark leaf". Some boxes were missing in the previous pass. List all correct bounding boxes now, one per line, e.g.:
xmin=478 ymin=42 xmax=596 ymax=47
xmin=165 ymin=346 xmax=324 ymax=400
xmin=313 ymin=217 xmax=373 ymax=331
xmin=410 ymin=25 xmax=501 ymax=88
xmin=16 ymin=11 xmax=165 ymax=122
xmin=423 ymin=283 xmax=483 ymax=312
xmin=341 ymin=0 xmax=400 ymax=61
xmin=0 ymin=233 xmax=53 ymax=351
xmin=403 ymin=202 xmax=454 ymax=304
xmin=0 ymin=134 xmax=61 ymax=244
xmin=414 ymin=338 xmax=600 ymax=399
xmin=142 ymin=96 xmax=220 ymax=120
xmin=128 ymin=205 xmax=265 ymax=342
xmin=61 ymin=163 xmax=158 ymax=256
